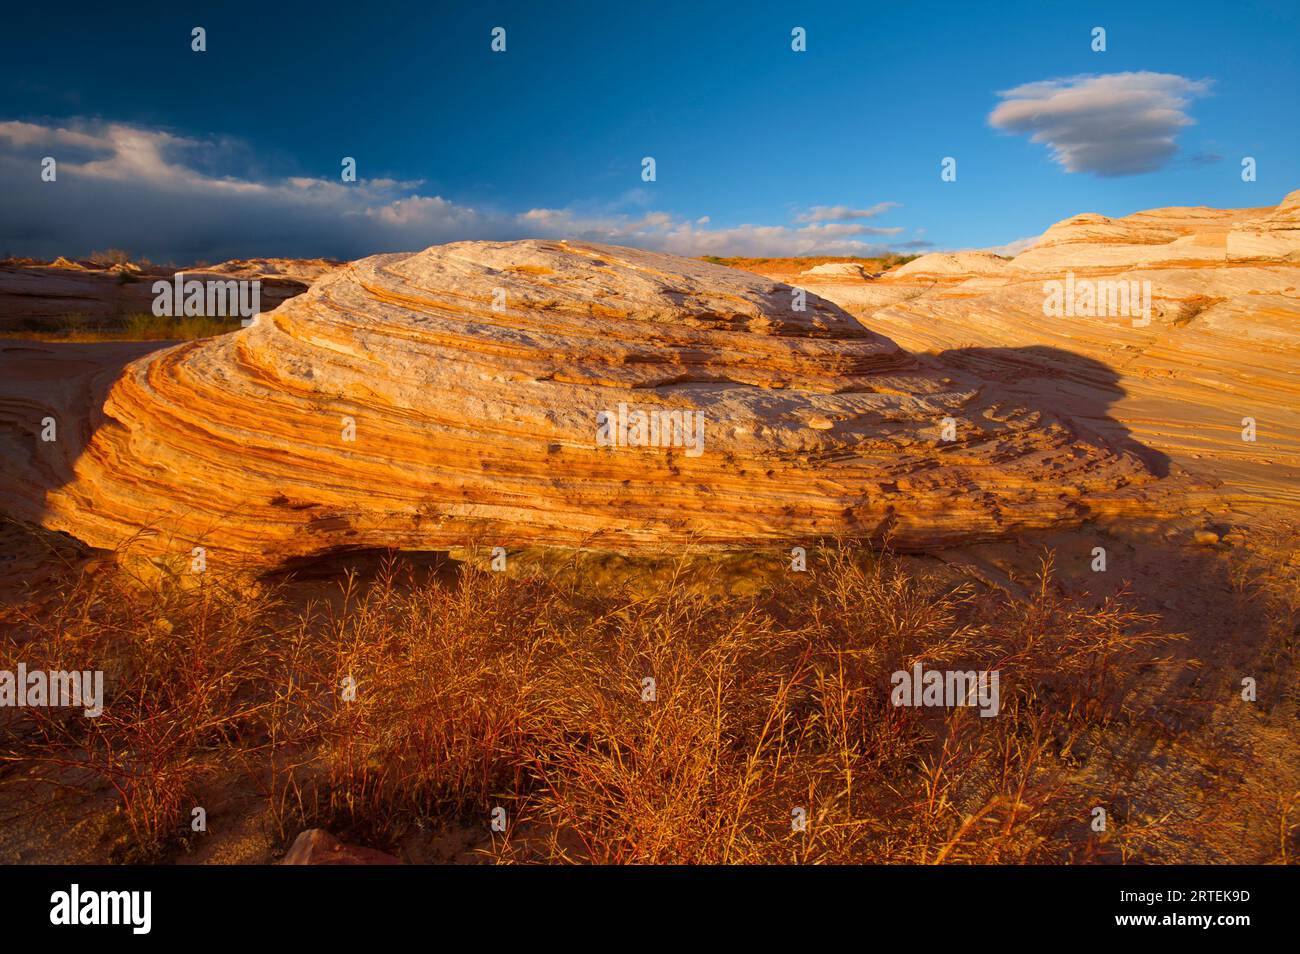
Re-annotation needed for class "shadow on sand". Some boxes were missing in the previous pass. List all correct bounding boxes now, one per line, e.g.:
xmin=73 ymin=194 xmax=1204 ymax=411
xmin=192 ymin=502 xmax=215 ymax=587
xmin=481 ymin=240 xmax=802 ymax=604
xmin=934 ymin=344 xmax=1172 ymax=478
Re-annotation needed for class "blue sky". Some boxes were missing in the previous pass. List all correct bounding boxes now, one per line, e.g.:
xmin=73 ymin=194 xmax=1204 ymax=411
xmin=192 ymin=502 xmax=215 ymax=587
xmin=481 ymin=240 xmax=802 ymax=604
xmin=1 ymin=0 xmax=1297 ymax=262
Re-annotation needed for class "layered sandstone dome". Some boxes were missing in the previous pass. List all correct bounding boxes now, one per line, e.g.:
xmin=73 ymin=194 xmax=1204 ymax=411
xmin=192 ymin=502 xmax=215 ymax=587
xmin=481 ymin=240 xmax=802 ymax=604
xmin=1 ymin=240 xmax=1174 ymax=564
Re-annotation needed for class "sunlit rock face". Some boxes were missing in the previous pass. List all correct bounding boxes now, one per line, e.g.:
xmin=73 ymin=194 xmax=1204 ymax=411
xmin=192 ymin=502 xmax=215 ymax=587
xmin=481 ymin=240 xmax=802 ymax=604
xmin=0 ymin=239 xmax=1174 ymax=564
xmin=793 ymin=190 xmax=1300 ymax=512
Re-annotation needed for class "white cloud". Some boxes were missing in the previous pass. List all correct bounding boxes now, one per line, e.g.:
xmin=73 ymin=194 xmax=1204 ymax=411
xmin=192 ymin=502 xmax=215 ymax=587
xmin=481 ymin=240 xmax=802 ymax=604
xmin=988 ymin=72 xmax=1211 ymax=176
xmin=980 ymin=235 xmax=1039 ymax=257
xmin=363 ymin=195 xmax=478 ymax=228
xmin=513 ymin=208 xmax=917 ymax=258
xmin=794 ymin=202 xmax=900 ymax=223
xmin=796 ymin=222 xmax=905 ymax=238
xmin=0 ymin=118 xmax=924 ymax=262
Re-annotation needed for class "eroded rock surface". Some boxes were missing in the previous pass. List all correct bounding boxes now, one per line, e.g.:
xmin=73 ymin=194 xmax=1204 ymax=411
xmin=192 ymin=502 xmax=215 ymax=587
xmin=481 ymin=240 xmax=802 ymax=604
xmin=793 ymin=190 xmax=1300 ymax=511
xmin=0 ymin=240 xmax=1180 ymax=564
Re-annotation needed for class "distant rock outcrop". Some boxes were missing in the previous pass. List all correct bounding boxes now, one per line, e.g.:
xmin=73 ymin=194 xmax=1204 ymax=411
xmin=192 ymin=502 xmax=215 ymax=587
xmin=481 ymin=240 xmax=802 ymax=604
xmin=0 ymin=240 xmax=1173 ymax=564
xmin=889 ymin=251 xmax=1009 ymax=279
xmin=0 ymin=257 xmax=342 ymax=326
xmin=800 ymin=262 xmax=867 ymax=278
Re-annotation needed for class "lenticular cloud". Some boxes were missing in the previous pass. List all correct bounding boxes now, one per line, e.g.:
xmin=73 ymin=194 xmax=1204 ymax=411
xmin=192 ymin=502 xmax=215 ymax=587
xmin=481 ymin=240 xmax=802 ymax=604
xmin=988 ymin=72 xmax=1211 ymax=176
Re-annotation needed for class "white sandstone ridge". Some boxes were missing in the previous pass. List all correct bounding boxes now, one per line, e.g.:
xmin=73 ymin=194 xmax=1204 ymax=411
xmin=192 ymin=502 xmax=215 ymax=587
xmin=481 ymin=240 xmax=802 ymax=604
xmin=774 ymin=188 xmax=1300 ymax=509
xmin=792 ymin=188 xmax=1300 ymax=288
xmin=1004 ymin=188 xmax=1300 ymax=270
xmin=888 ymin=251 xmax=1010 ymax=280
xmin=800 ymin=262 xmax=868 ymax=278
xmin=0 ymin=239 xmax=1182 ymax=563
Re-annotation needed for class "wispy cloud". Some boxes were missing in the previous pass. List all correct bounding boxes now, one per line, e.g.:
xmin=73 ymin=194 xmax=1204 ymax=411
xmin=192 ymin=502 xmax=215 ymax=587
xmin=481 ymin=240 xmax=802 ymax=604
xmin=794 ymin=202 xmax=900 ymax=223
xmin=0 ymin=119 xmax=924 ymax=262
xmin=980 ymin=235 xmax=1039 ymax=257
xmin=515 ymin=207 xmax=915 ymax=258
xmin=988 ymin=72 xmax=1211 ymax=176
xmin=796 ymin=222 xmax=905 ymax=238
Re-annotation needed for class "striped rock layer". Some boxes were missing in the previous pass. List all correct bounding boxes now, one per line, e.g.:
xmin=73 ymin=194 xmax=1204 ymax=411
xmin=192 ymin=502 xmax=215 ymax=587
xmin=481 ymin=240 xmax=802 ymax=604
xmin=795 ymin=188 xmax=1300 ymax=512
xmin=0 ymin=240 xmax=1176 ymax=564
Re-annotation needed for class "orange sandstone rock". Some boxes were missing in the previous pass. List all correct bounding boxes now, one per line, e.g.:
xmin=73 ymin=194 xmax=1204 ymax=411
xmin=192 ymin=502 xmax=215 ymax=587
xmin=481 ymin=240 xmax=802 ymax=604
xmin=0 ymin=240 xmax=1180 ymax=564
xmin=790 ymin=190 xmax=1300 ymax=512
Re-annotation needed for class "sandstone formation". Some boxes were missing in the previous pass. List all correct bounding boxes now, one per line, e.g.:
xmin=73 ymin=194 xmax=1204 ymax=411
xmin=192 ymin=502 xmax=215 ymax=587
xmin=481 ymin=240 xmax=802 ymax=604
xmin=800 ymin=262 xmax=867 ymax=278
xmin=0 ymin=257 xmax=341 ymax=327
xmin=889 ymin=251 xmax=1009 ymax=279
xmin=0 ymin=240 xmax=1177 ymax=564
xmin=792 ymin=189 xmax=1300 ymax=511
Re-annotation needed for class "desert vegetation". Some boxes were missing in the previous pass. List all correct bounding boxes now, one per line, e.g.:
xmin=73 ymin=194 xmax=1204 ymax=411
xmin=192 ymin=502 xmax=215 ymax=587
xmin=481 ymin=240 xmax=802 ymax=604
xmin=1 ymin=527 xmax=1295 ymax=865
xmin=3 ymin=311 xmax=243 ymax=342
xmin=86 ymin=249 xmax=139 ymax=268
xmin=700 ymin=253 xmax=921 ymax=276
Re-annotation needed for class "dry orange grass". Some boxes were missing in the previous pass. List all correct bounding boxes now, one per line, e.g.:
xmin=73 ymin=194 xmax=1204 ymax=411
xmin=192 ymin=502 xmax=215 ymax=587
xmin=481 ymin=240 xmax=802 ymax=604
xmin=1 ymin=535 xmax=1293 ymax=864
xmin=1227 ymin=517 xmax=1300 ymax=714
xmin=3 ymin=312 xmax=242 ymax=342
xmin=0 ymin=559 xmax=276 ymax=858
